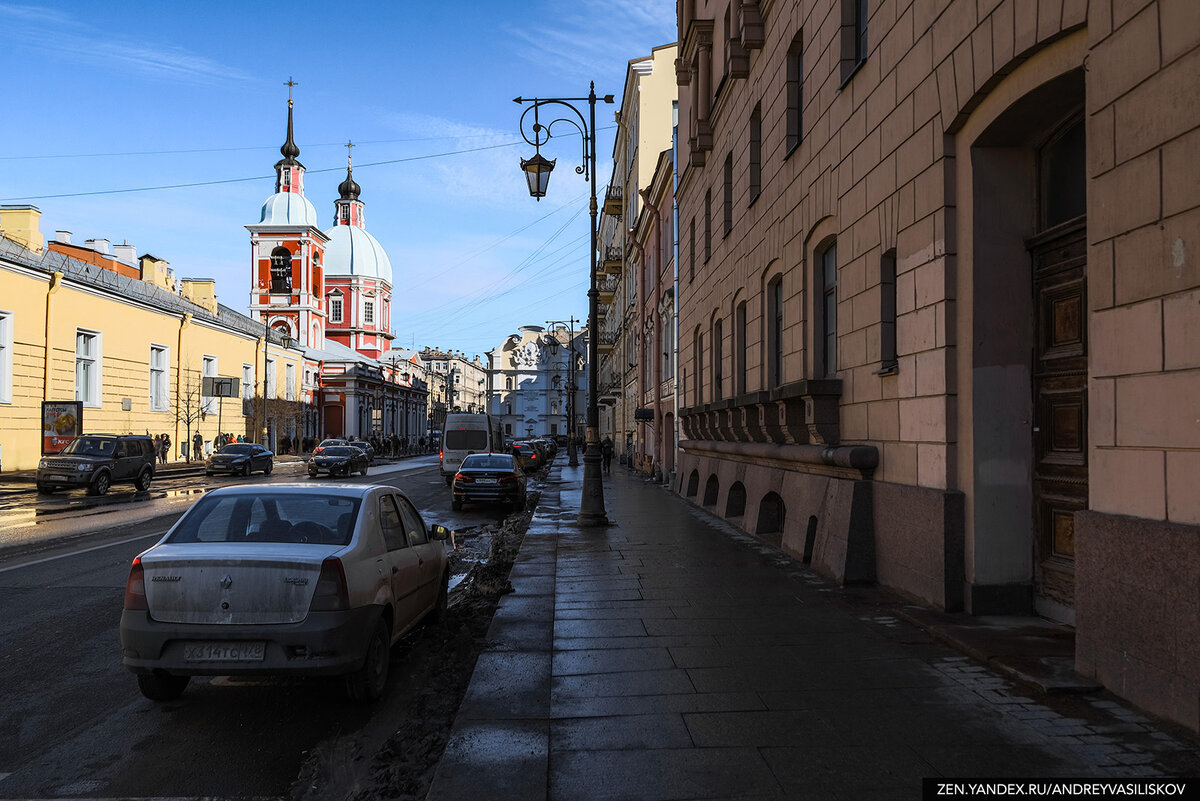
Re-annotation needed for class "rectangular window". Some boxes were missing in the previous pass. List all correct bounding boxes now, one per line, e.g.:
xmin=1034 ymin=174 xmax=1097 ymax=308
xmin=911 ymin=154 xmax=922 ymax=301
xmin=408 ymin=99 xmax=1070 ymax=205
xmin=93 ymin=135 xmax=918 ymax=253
xmin=285 ymin=362 xmax=296 ymax=401
xmin=330 ymin=297 xmax=343 ymax=323
xmin=0 ymin=310 xmax=12 ymax=404
xmin=768 ymin=279 xmax=783 ymax=388
xmin=735 ymin=302 xmax=747 ymax=396
xmin=723 ymin=153 xmax=733 ymax=237
xmin=75 ymin=329 xmax=101 ymax=408
xmin=822 ymin=245 xmax=838 ymax=376
xmin=242 ymin=364 xmax=253 ymax=400
xmin=713 ymin=318 xmax=724 ymax=401
xmin=150 ymin=345 xmax=169 ymax=411
xmin=840 ymin=0 xmax=869 ymax=83
xmin=364 ymin=299 xmax=375 ymax=325
xmin=202 ymin=355 xmax=217 ymax=414
xmin=693 ymin=330 xmax=702 ymax=404
xmin=662 ymin=316 xmax=673 ymax=384
xmin=880 ymin=250 xmax=898 ymax=373
xmin=786 ymin=33 xmax=804 ymax=154
xmin=704 ymin=189 xmax=712 ymax=262
xmin=689 ymin=217 xmax=696 ymax=281
xmin=749 ymin=105 xmax=761 ymax=203
xmin=265 ymin=358 xmax=276 ymax=399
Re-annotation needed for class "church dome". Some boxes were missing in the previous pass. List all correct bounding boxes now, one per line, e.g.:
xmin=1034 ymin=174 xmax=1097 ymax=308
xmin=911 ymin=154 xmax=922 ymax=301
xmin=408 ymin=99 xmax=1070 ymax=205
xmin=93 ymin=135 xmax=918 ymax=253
xmin=323 ymin=224 xmax=393 ymax=283
xmin=260 ymin=192 xmax=319 ymax=226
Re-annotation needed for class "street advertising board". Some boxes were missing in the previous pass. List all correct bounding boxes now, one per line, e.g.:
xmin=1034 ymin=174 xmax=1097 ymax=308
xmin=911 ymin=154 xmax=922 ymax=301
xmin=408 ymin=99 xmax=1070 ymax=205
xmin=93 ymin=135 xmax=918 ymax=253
xmin=42 ymin=401 xmax=83 ymax=454
xmin=202 ymin=376 xmax=240 ymax=398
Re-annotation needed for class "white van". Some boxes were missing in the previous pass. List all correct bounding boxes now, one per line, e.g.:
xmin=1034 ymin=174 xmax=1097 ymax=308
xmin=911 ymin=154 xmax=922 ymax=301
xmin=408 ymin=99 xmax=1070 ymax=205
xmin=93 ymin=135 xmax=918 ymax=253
xmin=440 ymin=413 xmax=503 ymax=485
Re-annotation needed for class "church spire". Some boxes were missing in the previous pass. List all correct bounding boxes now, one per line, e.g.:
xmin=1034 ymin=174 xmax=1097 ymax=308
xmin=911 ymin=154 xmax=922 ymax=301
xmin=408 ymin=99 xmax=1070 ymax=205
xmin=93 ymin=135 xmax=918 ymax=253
xmin=334 ymin=140 xmax=365 ymax=227
xmin=274 ymin=78 xmax=305 ymax=194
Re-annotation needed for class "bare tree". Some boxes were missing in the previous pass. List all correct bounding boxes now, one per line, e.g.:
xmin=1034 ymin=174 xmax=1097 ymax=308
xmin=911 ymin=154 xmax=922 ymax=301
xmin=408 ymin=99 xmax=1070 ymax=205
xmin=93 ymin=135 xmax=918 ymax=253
xmin=176 ymin=361 xmax=204 ymax=462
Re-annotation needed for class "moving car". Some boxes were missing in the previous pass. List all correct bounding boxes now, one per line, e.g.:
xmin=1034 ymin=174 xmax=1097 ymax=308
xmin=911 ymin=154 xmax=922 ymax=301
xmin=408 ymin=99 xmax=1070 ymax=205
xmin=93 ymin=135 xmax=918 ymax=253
xmin=510 ymin=442 xmax=540 ymax=472
xmin=205 ymin=443 xmax=274 ymax=477
xmin=451 ymin=453 xmax=526 ymax=512
xmin=37 ymin=434 xmax=155 ymax=496
xmin=347 ymin=439 xmax=375 ymax=464
xmin=119 ymin=484 xmax=452 ymax=702
xmin=308 ymin=446 xmax=369 ymax=478
xmin=440 ymin=413 xmax=503 ymax=485
xmin=312 ymin=438 xmax=349 ymax=455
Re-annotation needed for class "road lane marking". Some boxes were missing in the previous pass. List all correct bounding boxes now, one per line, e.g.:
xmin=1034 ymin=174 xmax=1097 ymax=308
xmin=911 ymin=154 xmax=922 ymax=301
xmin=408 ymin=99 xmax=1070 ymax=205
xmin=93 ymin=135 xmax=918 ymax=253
xmin=0 ymin=531 xmax=165 ymax=574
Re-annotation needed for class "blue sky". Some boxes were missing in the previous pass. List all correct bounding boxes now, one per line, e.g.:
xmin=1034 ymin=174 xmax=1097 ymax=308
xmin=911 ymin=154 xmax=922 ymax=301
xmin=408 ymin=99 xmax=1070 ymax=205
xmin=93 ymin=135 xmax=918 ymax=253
xmin=0 ymin=1 xmax=676 ymax=356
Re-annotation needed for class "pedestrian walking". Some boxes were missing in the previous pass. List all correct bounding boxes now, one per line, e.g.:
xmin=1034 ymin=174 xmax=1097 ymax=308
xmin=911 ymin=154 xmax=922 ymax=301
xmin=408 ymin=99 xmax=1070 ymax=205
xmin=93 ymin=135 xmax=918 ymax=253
xmin=161 ymin=433 xmax=171 ymax=464
xmin=601 ymin=436 xmax=614 ymax=474
xmin=418 ymin=436 xmax=425 ymax=453
xmin=192 ymin=431 xmax=203 ymax=462
xmin=153 ymin=434 xmax=162 ymax=462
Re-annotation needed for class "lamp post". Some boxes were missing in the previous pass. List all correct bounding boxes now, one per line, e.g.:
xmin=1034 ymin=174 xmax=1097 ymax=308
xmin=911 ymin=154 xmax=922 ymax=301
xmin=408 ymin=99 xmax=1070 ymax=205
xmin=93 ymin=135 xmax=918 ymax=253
xmin=261 ymin=321 xmax=294 ymax=449
xmin=546 ymin=317 xmax=580 ymax=466
xmin=516 ymin=85 xmax=613 ymax=526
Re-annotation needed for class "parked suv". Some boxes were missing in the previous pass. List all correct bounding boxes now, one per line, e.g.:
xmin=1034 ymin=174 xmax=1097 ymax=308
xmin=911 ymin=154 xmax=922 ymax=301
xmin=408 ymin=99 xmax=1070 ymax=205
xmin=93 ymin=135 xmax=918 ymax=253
xmin=37 ymin=434 xmax=156 ymax=496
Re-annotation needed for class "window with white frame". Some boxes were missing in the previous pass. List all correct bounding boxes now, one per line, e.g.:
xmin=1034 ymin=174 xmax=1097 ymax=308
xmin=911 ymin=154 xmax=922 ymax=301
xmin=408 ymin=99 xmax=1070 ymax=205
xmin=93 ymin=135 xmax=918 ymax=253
xmin=329 ymin=293 xmax=343 ymax=323
xmin=150 ymin=345 xmax=169 ymax=411
xmin=242 ymin=364 xmax=253 ymax=400
xmin=285 ymin=362 xmax=296 ymax=401
xmin=75 ymin=329 xmax=101 ymax=407
xmin=265 ymin=358 xmax=276 ymax=399
xmin=364 ymin=298 xmax=375 ymax=325
xmin=201 ymin=355 xmax=217 ymax=413
xmin=0 ymin=311 xmax=12 ymax=404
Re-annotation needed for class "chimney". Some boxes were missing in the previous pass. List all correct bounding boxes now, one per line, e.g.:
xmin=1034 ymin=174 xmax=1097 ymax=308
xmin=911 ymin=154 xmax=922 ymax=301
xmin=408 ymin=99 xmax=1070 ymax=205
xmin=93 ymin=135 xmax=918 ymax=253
xmin=84 ymin=238 xmax=111 ymax=255
xmin=180 ymin=278 xmax=218 ymax=314
xmin=112 ymin=243 xmax=137 ymax=266
xmin=0 ymin=205 xmax=45 ymax=252
xmin=55 ymin=230 xmax=72 ymax=245
xmin=139 ymin=254 xmax=174 ymax=291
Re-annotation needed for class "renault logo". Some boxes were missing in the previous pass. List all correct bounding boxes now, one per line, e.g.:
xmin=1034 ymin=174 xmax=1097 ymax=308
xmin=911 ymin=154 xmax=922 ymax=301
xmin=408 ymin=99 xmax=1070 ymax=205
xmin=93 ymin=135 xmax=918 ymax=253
xmin=220 ymin=575 xmax=233 ymax=589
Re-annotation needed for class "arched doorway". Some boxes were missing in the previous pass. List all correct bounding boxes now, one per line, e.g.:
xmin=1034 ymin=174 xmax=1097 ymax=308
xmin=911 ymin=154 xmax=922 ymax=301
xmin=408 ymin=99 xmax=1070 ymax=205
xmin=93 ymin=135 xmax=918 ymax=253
xmin=963 ymin=63 xmax=1087 ymax=622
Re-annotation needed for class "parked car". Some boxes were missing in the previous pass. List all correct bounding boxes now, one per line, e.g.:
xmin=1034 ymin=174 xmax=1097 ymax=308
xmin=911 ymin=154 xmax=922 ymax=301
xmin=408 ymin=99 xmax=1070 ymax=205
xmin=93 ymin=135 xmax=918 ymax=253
xmin=312 ymin=438 xmax=349 ymax=455
xmin=452 ymin=453 xmax=526 ymax=512
xmin=347 ymin=439 xmax=375 ymax=464
xmin=37 ymin=434 xmax=155 ymax=496
xmin=206 ymin=443 xmax=274 ymax=477
xmin=308 ymin=446 xmax=369 ymax=478
xmin=119 ymin=484 xmax=452 ymax=702
xmin=510 ymin=442 xmax=541 ymax=472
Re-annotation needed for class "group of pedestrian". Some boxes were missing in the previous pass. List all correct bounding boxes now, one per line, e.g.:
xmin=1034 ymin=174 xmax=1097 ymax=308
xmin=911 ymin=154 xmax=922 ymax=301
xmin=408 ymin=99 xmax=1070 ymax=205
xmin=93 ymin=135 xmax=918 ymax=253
xmin=212 ymin=432 xmax=246 ymax=449
xmin=151 ymin=433 xmax=171 ymax=465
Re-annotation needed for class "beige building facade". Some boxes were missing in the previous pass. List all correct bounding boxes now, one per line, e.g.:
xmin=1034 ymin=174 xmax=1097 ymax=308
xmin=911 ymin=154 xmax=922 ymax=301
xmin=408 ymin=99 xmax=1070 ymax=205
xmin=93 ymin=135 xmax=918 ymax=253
xmin=598 ymin=44 xmax=680 ymax=463
xmin=674 ymin=0 xmax=1200 ymax=729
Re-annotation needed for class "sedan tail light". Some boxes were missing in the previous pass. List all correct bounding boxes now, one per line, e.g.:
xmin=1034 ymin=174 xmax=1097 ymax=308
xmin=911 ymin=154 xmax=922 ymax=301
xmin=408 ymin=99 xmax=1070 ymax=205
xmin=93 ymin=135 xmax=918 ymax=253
xmin=454 ymin=472 xmax=473 ymax=483
xmin=124 ymin=558 xmax=148 ymax=611
xmin=498 ymin=474 xmax=516 ymax=483
xmin=309 ymin=558 xmax=349 ymax=612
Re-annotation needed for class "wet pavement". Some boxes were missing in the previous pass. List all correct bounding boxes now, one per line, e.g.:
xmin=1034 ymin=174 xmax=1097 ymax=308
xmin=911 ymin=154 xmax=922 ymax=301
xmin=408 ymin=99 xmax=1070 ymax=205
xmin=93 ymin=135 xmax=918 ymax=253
xmin=426 ymin=464 xmax=1200 ymax=801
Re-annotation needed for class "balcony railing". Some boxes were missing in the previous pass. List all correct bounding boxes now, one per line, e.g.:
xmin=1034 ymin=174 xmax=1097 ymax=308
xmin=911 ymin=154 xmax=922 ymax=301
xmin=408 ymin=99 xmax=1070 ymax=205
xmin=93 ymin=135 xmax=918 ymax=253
xmin=602 ymin=184 xmax=622 ymax=217
xmin=602 ymin=246 xmax=623 ymax=274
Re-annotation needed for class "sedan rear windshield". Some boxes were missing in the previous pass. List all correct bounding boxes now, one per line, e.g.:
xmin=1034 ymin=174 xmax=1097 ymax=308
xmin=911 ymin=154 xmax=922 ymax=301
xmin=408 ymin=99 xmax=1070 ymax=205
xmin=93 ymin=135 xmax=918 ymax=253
xmin=461 ymin=455 xmax=515 ymax=470
xmin=445 ymin=430 xmax=488 ymax=450
xmin=168 ymin=493 xmax=362 ymax=545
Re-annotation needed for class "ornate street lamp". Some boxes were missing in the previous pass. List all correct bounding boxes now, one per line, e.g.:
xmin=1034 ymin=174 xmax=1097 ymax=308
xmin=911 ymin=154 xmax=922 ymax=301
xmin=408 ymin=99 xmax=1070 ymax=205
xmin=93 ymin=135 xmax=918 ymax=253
xmin=516 ymin=85 xmax=614 ymax=526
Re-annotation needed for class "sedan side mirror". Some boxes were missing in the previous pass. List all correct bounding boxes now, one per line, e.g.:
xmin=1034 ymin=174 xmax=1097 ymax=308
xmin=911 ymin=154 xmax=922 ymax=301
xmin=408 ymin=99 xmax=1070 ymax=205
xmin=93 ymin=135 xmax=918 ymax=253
xmin=430 ymin=524 xmax=452 ymax=541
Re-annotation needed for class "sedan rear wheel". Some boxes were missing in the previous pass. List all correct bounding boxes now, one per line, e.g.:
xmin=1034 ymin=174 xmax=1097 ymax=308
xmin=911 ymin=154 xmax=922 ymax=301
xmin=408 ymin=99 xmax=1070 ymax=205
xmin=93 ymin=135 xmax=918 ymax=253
xmin=242 ymin=462 xmax=251 ymax=478
xmin=451 ymin=497 xmax=463 ymax=512
xmin=360 ymin=463 xmax=368 ymax=476
xmin=263 ymin=460 xmax=273 ymax=475
xmin=137 ymin=672 xmax=190 ymax=702
xmin=345 ymin=620 xmax=390 ymax=703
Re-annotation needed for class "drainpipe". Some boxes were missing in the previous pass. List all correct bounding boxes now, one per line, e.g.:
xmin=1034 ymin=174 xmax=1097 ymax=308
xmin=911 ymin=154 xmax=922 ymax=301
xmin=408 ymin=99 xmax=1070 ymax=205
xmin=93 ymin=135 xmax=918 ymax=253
xmin=671 ymin=104 xmax=681 ymax=491
xmin=43 ymin=271 xmax=63 ymax=403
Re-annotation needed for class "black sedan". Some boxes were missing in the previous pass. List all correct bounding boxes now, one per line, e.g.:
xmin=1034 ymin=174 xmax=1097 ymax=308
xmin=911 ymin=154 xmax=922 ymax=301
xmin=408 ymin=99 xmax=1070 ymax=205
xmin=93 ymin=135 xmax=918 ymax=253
xmin=205 ymin=444 xmax=274 ymax=477
xmin=452 ymin=453 xmax=526 ymax=511
xmin=308 ymin=446 xmax=369 ymax=478
xmin=510 ymin=442 xmax=541 ymax=472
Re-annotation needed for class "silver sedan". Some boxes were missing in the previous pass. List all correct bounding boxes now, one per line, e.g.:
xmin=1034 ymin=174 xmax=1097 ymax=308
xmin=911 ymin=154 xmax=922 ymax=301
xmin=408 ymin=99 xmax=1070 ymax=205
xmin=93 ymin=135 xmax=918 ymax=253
xmin=119 ymin=484 xmax=451 ymax=702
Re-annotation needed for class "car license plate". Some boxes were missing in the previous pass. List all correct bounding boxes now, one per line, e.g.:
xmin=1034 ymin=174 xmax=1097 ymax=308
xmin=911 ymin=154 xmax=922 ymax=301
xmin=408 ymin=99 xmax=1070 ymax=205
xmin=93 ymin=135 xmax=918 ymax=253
xmin=476 ymin=478 xmax=497 ymax=484
xmin=45 ymin=474 xmax=68 ymax=482
xmin=183 ymin=641 xmax=265 ymax=662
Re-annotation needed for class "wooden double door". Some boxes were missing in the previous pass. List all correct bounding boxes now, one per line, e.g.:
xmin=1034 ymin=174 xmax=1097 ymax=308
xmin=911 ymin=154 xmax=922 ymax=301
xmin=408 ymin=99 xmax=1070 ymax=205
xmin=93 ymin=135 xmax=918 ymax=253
xmin=1029 ymin=218 xmax=1087 ymax=615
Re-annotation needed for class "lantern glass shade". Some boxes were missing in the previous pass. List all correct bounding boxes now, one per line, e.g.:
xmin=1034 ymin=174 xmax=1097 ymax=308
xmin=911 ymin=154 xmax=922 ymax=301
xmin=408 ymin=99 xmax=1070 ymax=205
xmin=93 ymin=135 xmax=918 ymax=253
xmin=520 ymin=153 xmax=556 ymax=198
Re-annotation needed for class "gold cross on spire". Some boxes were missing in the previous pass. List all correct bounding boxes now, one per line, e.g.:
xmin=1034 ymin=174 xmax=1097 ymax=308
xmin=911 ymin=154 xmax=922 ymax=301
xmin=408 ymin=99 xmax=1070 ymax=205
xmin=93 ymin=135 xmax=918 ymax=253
xmin=285 ymin=76 xmax=298 ymax=106
xmin=346 ymin=140 xmax=354 ymax=169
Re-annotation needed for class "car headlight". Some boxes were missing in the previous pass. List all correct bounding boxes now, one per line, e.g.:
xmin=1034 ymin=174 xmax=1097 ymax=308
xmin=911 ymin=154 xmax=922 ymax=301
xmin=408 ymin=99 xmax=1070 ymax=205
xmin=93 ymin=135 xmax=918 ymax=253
xmin=77 ymin=464 xmax=91 ymax=471
xmin=38 ymin=459 xmax=47 ymax=469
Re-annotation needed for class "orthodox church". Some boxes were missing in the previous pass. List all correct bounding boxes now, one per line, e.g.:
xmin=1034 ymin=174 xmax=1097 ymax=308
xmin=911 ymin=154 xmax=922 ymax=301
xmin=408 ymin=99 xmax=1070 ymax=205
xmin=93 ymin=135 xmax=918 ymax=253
xmin=245 ymin=95 xmax=423 ymax=441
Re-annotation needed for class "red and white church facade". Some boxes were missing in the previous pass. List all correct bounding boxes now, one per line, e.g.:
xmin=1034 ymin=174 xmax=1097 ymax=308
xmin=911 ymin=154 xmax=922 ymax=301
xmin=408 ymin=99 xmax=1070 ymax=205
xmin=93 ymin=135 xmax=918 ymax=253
xmin=245 ymin=98 xmax=426 ymax=444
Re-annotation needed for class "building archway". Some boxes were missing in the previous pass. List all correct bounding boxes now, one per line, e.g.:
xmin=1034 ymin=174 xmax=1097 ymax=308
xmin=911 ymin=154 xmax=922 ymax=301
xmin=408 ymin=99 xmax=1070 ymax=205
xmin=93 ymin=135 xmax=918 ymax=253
xmin=726 ymin=481 xmax=746 ymax=518
xmin=686 ymin=469 xmax=699 ymax=497
xmin=757 ymin=492 xmax=785 ymax=547
xmin=703 ymin=474 xmax=719 ymax=507
xmin=955 ymin=37 xmax=1087 ymax=621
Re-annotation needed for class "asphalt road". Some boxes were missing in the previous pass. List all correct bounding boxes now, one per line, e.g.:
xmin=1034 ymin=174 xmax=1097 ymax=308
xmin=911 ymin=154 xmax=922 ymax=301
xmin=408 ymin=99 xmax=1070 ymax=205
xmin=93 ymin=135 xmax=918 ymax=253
xmin=0 ymin=456 xmax=512 ymax=799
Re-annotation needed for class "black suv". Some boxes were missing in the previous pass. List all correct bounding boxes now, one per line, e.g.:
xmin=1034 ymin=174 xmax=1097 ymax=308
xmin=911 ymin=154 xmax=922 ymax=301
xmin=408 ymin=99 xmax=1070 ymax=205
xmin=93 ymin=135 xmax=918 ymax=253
xmin=37 ymin=434 xmax=156 ymax=496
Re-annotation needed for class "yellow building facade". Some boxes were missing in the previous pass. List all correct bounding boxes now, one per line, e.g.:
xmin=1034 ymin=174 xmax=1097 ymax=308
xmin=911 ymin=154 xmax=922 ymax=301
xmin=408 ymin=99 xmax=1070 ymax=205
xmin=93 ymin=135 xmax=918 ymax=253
xmin=0 ymin=206 xmax=305 ymax=472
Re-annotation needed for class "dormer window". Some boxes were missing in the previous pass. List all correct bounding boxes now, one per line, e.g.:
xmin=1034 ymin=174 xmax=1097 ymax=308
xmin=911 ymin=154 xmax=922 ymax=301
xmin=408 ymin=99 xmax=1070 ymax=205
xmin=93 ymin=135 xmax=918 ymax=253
xmin=340 ymin=204 xmax=350 ymax=224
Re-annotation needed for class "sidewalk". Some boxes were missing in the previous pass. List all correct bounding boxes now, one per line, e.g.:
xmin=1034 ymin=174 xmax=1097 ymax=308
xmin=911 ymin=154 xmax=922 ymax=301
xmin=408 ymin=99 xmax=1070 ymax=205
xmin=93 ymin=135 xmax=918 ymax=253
xmin=426 ymin=464 xmax=1200 ymax=800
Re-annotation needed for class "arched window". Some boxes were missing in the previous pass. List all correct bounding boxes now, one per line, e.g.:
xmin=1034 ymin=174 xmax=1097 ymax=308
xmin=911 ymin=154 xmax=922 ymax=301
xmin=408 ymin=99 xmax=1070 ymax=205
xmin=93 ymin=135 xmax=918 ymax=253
xmin=712 ymin=316 xmax=724 ymax=401
xmin=703 ymin=474 xmax=720 ymax=507
xmin=735 ymin=300 xmax=748 ymax=395
xmin=270 ymin=247 xmax=292 ymax=293
xmin=757 ymin=492 xmax=786 ymax=546
xmin=767 ymin=276 xmax=783 ymax=388
xmin=686 ymin=469 xmax=699 ymax=497
xmin=505 ymin=376 xmax=513 ymax=390
xmin=726 ymin=482 xmax=746 ymax=518
xmin=819 ymin=242 xmax=838 ymax=376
